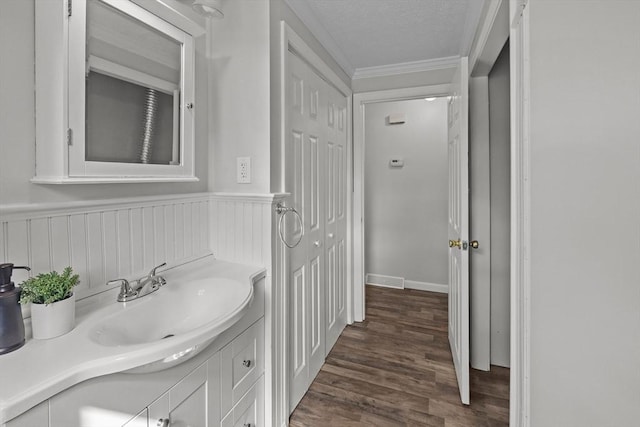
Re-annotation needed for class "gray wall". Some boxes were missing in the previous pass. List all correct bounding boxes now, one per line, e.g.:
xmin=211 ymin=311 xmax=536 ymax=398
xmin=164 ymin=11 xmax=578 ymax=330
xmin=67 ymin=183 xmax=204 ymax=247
xmin=0 ymin=0 xmax=209 ymax=205
xmin=528 ymin=1 xmax=640 ymax=425
xmin=488 ymin=41 xmax=510 ymax=368
xmin=210 ymin=0 xmax=271 ymax=193
xmin=364 ymin=98 xmax=448 ymax=285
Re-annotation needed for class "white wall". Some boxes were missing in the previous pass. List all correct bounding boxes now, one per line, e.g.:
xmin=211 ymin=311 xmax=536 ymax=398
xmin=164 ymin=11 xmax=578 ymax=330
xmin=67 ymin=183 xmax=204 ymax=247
xmin=209 ymin=0 xmax=271 ymax=193
xmin=528 ymin=1 xmax=640 ymax=425
xmin=488 ymin=41 xmax=510 ymax=368
xmin=0 ymin=0 xmax=209 ymax=205
xmin=364 ymin=98 xmax=448 ymax=286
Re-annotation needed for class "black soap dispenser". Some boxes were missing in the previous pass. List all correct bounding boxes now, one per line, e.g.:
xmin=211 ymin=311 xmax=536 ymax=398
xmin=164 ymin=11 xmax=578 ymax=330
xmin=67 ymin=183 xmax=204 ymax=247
xmin=0 ymin=263 xmax=30 ymax=355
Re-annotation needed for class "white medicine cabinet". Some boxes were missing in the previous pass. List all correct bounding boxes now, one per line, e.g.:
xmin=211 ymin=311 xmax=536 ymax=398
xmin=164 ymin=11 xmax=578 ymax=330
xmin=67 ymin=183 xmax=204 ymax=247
xmin=34 ymin=0 xmax=199 ymax=183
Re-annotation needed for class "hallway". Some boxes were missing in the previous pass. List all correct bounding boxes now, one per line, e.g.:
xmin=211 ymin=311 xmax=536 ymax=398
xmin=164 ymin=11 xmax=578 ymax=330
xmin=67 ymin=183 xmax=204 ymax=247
xmin=289 ymin=286 xmax=509 ymax=426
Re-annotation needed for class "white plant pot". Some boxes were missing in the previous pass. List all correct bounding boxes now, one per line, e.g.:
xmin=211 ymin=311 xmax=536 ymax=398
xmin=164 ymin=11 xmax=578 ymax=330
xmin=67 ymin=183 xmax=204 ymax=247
xmin=31 ymin=293 xmax=76 ymax=340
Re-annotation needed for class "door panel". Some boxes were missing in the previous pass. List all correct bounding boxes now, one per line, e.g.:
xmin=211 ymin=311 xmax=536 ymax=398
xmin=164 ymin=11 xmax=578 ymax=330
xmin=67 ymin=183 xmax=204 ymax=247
xmin=448 ymin=57 xmax=470 ymax=405
xmin=325 ymin=95 xmax=348 ymax=352
xmin=286 ymin=50 xmax=348 ymax=412
xmin=291 ymin=265 xmax=306 ymax=379
xmin=287 ymin=52 xmax=326 ymax=411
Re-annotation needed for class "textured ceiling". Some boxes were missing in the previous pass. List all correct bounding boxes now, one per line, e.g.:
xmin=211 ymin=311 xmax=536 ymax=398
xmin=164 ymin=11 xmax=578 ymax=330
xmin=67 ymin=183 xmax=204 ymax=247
xmin=286 ymin=0 xmax=485 ymax=76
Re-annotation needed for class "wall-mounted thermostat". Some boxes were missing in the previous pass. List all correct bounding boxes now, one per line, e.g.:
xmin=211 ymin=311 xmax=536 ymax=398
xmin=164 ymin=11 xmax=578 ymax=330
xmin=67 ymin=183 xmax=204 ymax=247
xmin=387 ymin=113 xmax=406 ymax=125
xmin=389 ymin=158 xmax=404 ymax=168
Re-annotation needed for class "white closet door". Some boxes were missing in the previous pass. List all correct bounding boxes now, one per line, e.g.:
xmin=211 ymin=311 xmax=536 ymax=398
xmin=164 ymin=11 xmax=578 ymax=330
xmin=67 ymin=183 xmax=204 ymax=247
xmin=448 ymin=57 xmax=470 ymax=405
xmin=287 ymin=52 xmax=326 ymax=412
xmin=325 ymin=87 xmax=348 ymax=352
xmin=286 ymin=50 xmax=349 ymax=412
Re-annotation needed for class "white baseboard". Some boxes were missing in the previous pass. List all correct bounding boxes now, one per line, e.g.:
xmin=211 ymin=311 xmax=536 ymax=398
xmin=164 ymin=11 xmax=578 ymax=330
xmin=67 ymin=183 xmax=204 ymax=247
xmin=404 ymin=280 xmax=448 ymax=294
xmin=365 ymin=273 xmax=404 ymax=289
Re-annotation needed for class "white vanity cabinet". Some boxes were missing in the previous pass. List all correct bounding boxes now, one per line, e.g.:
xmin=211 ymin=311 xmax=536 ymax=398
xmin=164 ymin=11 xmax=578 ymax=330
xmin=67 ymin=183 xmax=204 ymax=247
xmin=220 ymin=377 xmax=264 ymax=427
xmin=34 ymin=0 xmax=200 ymax=183
xmin=146 ymin=361 xmax=216 ymax=427
xmin=220 ymin=319 xmax=265 ymax=427
xmin=41 ymin=317 xmax=265 ymax=427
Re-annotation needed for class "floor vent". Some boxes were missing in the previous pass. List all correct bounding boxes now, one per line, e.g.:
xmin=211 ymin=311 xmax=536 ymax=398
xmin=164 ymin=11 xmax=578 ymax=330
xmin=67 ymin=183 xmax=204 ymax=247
xmin=365 ymin=273 xmax=404 ymax=289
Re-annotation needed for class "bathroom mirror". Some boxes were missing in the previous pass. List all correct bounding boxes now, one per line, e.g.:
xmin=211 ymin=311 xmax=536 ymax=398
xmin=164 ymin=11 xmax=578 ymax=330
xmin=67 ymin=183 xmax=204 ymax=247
xmin=85 ymin=0 xmax=181 ymax=166
xmin=34 ymin=0 xmax=196 ymax=183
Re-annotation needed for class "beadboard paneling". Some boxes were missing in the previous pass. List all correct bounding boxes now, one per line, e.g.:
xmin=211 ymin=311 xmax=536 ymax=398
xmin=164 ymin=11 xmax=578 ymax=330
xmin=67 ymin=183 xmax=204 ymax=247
xmin=0 ymin=194 xmax=212 ymax=300
xmin=210 ymin=194 xmax=277 ymax=267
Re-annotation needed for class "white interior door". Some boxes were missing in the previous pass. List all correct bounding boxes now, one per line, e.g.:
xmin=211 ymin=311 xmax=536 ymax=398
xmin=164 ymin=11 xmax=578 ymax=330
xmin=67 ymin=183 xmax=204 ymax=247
xmin=286 ymin=48 xmax=349 ymax=412
xmin=287 ymin=51 xmax=326 ymax=411
xmin=325 ymin=86 xmax=348 ymax=352
xmin=448 ymin=57 xmax=470 ymax=405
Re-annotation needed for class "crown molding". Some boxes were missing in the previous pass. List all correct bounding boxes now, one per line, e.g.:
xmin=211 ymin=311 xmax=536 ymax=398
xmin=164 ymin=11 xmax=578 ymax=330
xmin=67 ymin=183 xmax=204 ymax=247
xmin=283 ymin=0 xmax=355 ymax=77
xmin=352 ymin=56 xmax=460 ymax=80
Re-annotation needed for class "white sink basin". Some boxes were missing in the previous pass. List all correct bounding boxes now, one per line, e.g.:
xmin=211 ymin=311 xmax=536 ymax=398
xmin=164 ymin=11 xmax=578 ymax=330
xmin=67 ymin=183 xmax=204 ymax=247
xmin=89 ymin=277 xmax=254 ymax=373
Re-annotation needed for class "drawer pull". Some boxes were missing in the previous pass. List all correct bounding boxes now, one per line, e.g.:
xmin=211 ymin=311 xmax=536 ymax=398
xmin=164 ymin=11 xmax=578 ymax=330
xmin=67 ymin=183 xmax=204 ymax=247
xmin=157 ymin=419 xmax=170 ymax=427
xmin=242 ymin=359 xmax=252 ymax=368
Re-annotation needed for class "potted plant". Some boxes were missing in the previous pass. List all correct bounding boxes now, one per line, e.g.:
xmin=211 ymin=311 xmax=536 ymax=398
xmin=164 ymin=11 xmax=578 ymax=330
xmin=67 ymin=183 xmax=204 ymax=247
xmin=20 ymin=267 xmax=80 ymax=339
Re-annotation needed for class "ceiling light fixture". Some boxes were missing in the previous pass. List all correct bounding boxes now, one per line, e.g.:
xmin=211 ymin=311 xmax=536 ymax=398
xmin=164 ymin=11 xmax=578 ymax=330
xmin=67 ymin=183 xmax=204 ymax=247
xmin=192 ymin=0 xmax=224 ymax=19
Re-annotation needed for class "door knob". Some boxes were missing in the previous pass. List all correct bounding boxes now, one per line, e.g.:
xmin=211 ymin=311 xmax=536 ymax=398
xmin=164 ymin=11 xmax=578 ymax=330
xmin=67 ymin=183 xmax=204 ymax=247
xmin=314 ymin=240 xmax=321 ymax=247
xmin=449 ymin=239 xmax=461 ymax=248
xmin=470 ymin=240 xmax=479 ymax=249
xmin=157 ymin=419 xmax=170 ymax=427
xmin=243 ymin=359 xmax=252 ymax=368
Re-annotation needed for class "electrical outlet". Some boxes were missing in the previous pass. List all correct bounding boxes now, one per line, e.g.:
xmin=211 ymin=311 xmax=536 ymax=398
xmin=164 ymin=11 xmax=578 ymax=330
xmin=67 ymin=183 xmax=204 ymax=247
xmin=237 ymin=157 xmax=251 ymax=184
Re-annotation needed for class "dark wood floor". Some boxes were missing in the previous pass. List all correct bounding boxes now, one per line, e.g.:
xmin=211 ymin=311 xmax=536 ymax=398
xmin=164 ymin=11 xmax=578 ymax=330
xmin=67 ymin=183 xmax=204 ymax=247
xmin=289 ymin=285 xmax=510 ymax=427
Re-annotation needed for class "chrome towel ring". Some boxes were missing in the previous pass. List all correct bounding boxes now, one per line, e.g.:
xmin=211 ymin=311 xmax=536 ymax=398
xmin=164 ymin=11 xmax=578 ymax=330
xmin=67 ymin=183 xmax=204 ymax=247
xmin=276 ymin=202 xmax=303 ymax=248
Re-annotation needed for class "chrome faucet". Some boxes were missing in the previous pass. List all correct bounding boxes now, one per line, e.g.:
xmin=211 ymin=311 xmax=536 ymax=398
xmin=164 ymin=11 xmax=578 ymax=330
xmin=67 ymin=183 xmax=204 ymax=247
xmin=107 ymin=262 xmax=167 ymax=302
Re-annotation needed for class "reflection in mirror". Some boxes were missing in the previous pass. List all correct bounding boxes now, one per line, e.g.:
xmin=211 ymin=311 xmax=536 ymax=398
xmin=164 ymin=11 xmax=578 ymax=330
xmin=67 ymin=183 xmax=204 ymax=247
xmin=85 ymin=0 xmax=182 ymax=165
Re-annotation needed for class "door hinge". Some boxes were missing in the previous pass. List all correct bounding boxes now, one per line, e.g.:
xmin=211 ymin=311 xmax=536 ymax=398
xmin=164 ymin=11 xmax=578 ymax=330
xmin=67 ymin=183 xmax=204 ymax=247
xmin=67 ymin=128 xmax=73 ymax=146
xmin=67 ymin=0 xmax=72 ymax=17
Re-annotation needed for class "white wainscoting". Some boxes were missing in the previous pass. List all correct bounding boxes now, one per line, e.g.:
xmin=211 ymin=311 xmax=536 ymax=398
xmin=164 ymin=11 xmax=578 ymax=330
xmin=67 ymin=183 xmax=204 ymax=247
xmin=209 ymin=193 xmax=276 ymax=266
xmin=0 ymin=193 xmax=212 ymax=300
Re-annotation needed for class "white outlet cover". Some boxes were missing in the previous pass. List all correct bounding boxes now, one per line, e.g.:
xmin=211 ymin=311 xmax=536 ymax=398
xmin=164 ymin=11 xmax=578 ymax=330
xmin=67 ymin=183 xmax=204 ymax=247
xmin=237 ymin=157 xmax=251 ymax=184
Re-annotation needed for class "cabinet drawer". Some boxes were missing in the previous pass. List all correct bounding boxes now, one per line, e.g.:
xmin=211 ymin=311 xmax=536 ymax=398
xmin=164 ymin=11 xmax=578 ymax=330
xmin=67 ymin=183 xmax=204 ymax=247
xmin=148 ymin=362 xmax=212 ymax=427
xmin=220 ymin=319 xmax=264 ymax=415
xmin=220 ymin=376 xmax=264 ymax=427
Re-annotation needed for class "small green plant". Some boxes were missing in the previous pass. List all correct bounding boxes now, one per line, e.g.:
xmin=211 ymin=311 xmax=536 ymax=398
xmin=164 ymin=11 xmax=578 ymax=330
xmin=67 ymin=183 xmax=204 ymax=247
xmin=19 ymin=267 xmax=80 ymax=305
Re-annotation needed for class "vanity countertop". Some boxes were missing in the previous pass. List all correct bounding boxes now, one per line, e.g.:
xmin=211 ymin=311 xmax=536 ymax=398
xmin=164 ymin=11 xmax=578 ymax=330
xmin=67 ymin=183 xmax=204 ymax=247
xmin=0 ymin=257 xmax=265 ymax=423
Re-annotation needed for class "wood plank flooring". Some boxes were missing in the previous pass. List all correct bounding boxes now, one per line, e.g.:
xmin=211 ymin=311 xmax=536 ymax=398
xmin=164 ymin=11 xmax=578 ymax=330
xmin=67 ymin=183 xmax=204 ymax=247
xmin=289 ymin=285 xmax=509 ymax=427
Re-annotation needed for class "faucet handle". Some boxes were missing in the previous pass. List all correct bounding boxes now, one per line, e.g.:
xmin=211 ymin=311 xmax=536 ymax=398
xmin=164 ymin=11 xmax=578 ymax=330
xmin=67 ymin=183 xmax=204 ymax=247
xmin=107 ymin=278 xmax=130 ymax=291
xmin=107 ymin=278 xmax=138 ymax=301
xmin=149 ymin=262 xmax=167 ymax=277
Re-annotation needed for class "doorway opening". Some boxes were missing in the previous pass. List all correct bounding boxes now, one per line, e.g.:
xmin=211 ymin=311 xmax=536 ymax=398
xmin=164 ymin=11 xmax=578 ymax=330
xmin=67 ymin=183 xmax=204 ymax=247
xmin=363 ymin=96 xmax=449 ymax=295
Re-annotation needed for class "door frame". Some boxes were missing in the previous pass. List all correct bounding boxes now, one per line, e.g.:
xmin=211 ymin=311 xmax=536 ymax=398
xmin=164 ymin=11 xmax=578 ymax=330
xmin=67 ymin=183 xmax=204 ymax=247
xmin=279 ymin=21 xmax=353 ymax=421
xmin=508 ymin=1 xmax=531 ymax=425
xmin=352 ymin=84 xmax=452 ymax=322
